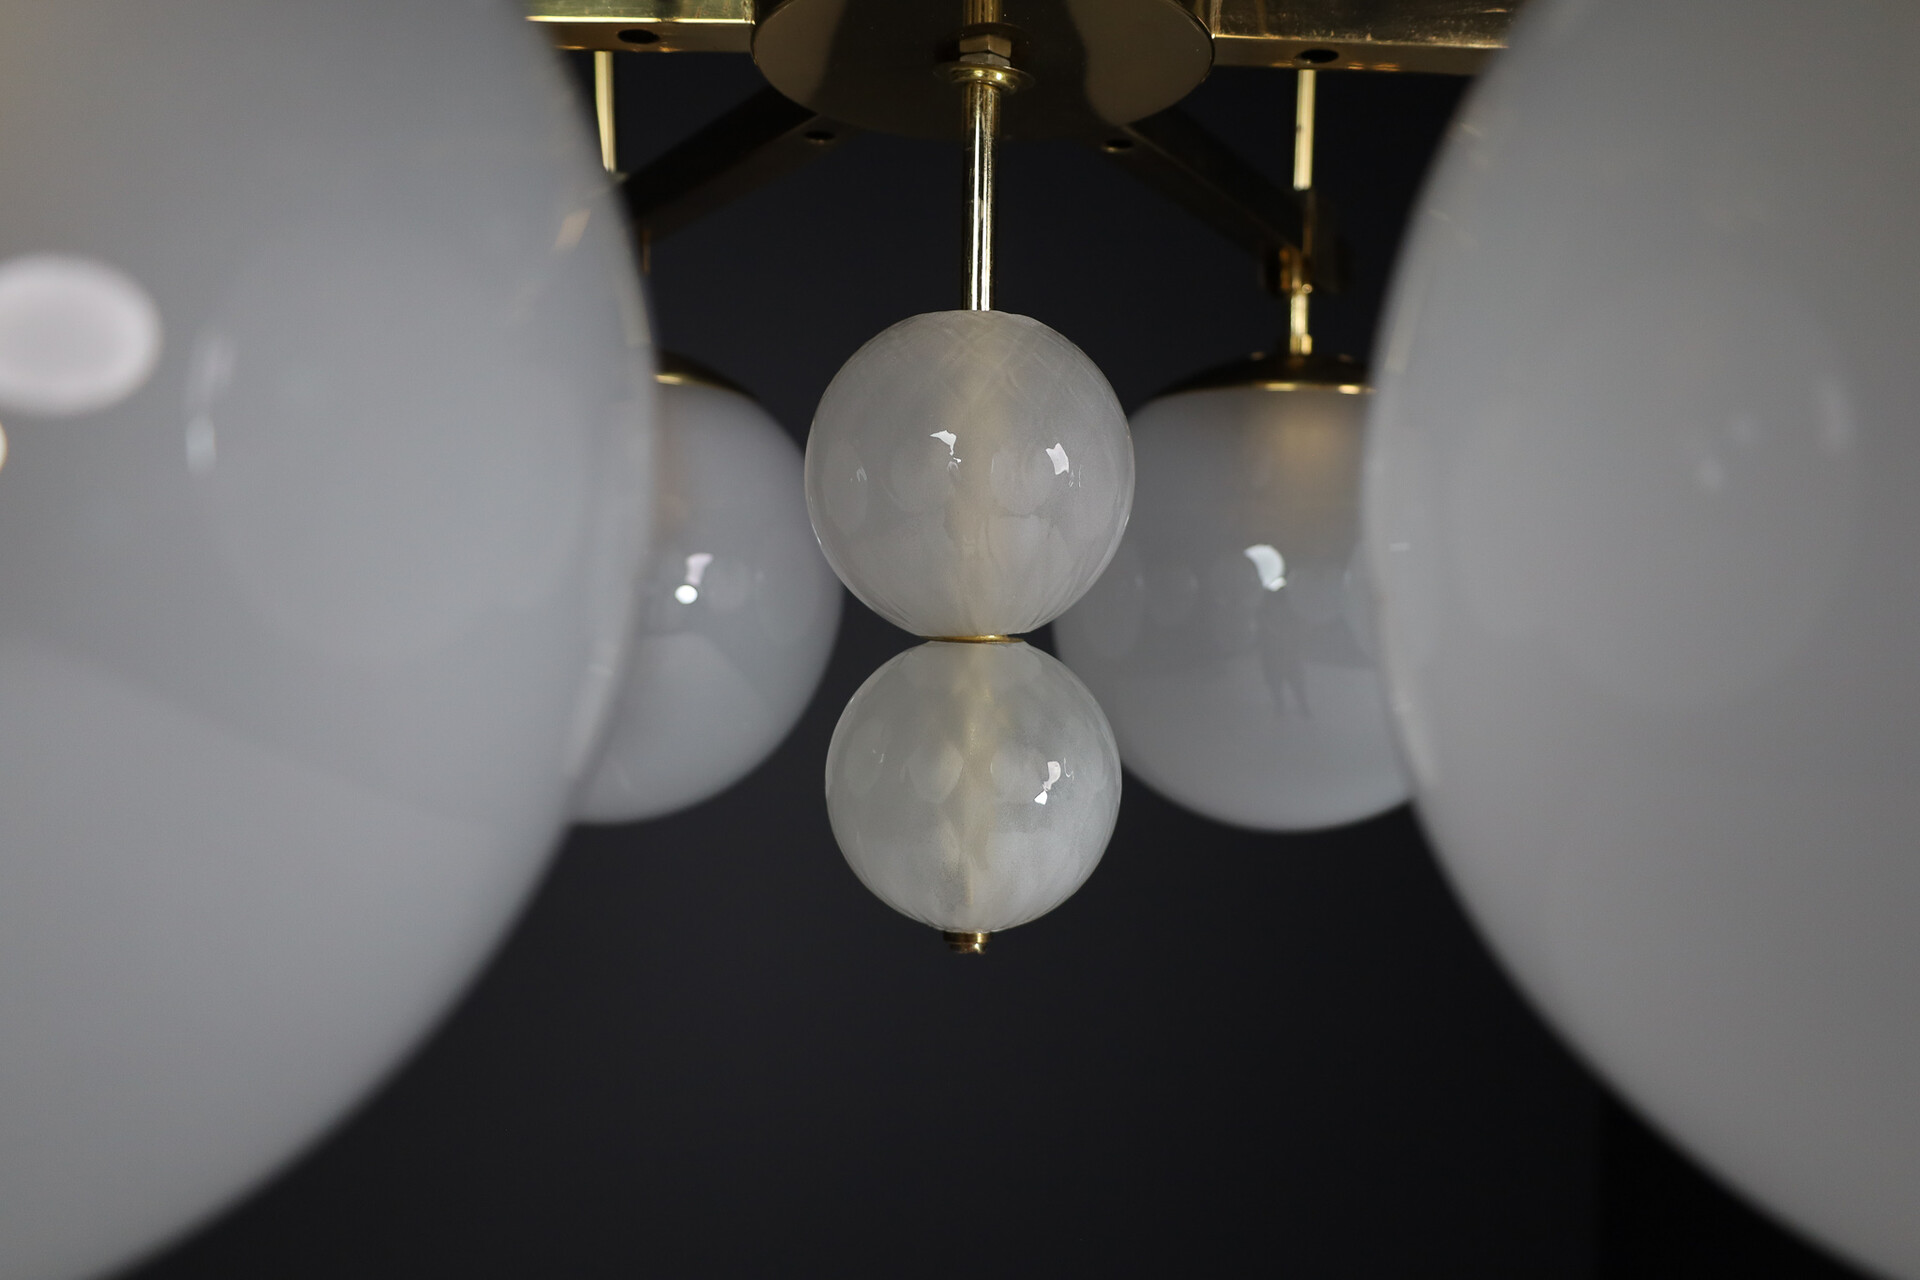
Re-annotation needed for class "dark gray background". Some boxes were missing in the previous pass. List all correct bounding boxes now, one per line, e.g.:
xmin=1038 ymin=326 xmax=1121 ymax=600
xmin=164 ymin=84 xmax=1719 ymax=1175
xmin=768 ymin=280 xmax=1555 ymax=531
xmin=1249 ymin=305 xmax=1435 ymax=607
xmin=139 ymin=49 xmax=1862 ymax=1279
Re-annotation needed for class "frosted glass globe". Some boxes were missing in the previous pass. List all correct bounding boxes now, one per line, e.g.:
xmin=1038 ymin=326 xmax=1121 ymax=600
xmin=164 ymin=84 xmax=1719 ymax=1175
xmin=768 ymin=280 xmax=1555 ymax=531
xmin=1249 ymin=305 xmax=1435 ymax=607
xmin=1365 ymin=2 xmax=1920 ymax=1275
xmin=805 ymin=310 xmax=1134 ymax=637
xmin=0 ymin=6 xmax=650 ymax=1279
xmin=825 ymin=641 xmax=1121 ymax=935
xmin=1057 ymin=377 xmax=1408 ymax=830
xmin=575 ymin=372 xmax=840 ymax=822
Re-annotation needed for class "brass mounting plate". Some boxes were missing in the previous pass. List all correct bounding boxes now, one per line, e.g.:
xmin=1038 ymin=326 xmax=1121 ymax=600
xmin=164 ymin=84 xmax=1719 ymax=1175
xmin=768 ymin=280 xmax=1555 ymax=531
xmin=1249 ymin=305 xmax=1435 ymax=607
xmin=1209 ymin=0 xmax=1516 ymax=74
xmin=528 ymin=0 xmax=1524 ymax=76
xmin=528 ymin=0 xmax=753 ymax=53
xmin=751 ymin=0 xmax=1213 ymax=141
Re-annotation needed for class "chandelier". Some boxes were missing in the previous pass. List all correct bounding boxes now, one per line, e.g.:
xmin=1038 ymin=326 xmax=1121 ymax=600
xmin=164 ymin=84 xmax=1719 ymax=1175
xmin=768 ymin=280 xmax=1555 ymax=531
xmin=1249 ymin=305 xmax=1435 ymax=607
xmin=0 ymin=2 xmax=1914 ymax=1278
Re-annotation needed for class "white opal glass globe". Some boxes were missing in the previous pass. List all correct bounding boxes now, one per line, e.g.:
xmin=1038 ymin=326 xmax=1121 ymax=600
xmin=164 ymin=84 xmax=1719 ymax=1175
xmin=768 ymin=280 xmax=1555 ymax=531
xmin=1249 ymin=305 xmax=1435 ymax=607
xmin=826 ymin=641 xmax=1121 ymax=934
xmin=1365 ymin=2 xmax=1920 ymax=1275
xmin=1057 ymin=380 xmax=1407 ymax=830
xmin=804 ymin=310 xmax=1134 ymax=637
xmin=0 ymin=5 xmax=651 ymax=1279
xmin=575 ymin=373 xmax=840 ymax=823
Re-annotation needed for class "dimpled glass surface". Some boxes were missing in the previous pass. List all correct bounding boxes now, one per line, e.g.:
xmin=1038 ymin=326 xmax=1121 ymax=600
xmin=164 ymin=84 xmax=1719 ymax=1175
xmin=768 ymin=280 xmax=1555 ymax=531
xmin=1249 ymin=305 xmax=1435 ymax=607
xmin=805 ymin=310 xmax=1133 ymax=637
xmin=825 ymin=642 xmax=1120 ymax=933
xmin=1364 ymin=2 xmax=1920 ymax=1275
xmin=0 ymin=5 xmax=651 ymax=1278
xmin=576 ymin=379 xmax=840 ymax=822
xmin=1057 ymin=384 xmax=1407 ymax=831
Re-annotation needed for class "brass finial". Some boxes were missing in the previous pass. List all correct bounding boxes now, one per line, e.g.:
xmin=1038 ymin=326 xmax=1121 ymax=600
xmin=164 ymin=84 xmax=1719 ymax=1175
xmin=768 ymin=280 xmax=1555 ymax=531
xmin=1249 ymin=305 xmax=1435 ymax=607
xmin=943 ymin=930 xmax=991 ymax=954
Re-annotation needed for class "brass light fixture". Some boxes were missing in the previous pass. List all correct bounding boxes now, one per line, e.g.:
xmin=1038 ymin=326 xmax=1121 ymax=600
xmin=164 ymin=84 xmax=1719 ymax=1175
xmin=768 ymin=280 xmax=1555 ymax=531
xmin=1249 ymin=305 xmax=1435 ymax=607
xmin=552 ymin=0 xmax=1508 ymax=947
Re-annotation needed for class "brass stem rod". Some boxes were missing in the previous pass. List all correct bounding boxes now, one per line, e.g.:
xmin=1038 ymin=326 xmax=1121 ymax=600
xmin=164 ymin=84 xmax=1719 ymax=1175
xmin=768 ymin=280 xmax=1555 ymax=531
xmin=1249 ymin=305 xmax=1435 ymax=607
xmin=965 ymin=77 xmax=999 ymax=311
xmin=1292 ymin=67 xmax=1316 ymax=193
xmin=594 ymin=49 xmax=619 ymax=175
xmin=1289 ymin=68 xmax=1316 ymax=356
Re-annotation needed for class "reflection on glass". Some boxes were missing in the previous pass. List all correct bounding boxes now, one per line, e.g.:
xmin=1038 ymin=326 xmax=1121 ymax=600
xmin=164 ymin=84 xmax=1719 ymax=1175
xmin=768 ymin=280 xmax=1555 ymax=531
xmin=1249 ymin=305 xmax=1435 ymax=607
xmin=0 ymin=254 xmax=161 ymax=417
xmin=553 ymin=207 xmax=591 ymax=253
xmin=1034 ymin=759 xmax=1063 ymax=805
xmin=675 ymin=551 xmax=713 ymax=604
xmin=930 ymin=429 xmax=961 ymax=469
xmin=1244 ymin=543 xmax=1286 ymax=591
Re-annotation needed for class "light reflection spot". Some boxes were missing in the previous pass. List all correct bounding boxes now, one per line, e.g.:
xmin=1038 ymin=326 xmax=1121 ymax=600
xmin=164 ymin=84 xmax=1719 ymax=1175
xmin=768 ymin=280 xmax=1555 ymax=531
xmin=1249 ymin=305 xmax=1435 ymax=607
xmin=676 ymin=551 xmax=714 ymax=604
xmin=0 ymin=254 xmax=162 ymax=417
xmin=1244 ymin=544 xmax=1286 ymax=591
xmin=1046 ymin=442 xmax=1069 ymax=475
xmin=931 ymin=429 xmax=962 ymax=470
xmin=555 ymin=208 xmax=592 ymax=252
xmin=1034 ymin=759 xmax=1063 ymax=805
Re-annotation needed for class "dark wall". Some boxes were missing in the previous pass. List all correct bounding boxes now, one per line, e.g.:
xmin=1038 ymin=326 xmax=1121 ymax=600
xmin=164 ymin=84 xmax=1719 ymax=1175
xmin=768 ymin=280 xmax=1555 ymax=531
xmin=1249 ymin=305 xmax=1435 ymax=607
xmin=138 ymin=47 xmax=1863 ymax=1280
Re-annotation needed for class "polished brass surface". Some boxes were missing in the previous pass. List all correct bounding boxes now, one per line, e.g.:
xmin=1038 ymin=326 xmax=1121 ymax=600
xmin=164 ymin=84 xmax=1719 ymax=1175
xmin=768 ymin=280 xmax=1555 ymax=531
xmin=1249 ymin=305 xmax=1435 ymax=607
xmin=527 ymin=0 xmax=1523 ymax=74
xmin=654 ymin=351 xmax=751 ymax=396
xmin=1288 ymin=69 xmax=1316 ymax=356
xmin=592 ymin=50 xmax=619 ymax=174
xmin=944 ymin=62 xmax=1032 ymax=94
xmin=750 ymin=0 xmax=1211 ymax=140
xmin=943 ymin=930 xmax=991 ymax=954
xmin=962 ymin=70 xmax=1002 ymax=310
xmin=1209 ymin=0 xmax=1521 ymax=73
xmin=1163 ymin=350 xmax=1369 ymax=397
xmin=529 ymin=0 xmax=752 ymax=52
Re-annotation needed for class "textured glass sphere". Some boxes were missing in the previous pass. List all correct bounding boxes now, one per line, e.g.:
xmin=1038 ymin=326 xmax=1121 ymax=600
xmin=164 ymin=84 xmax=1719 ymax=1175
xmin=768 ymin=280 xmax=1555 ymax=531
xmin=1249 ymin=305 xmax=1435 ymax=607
xmin=805 ymin=310 xmax=1133 ymax=637
xmin=1365 ymin=2 xmax=1920 ymax=1275
xmin=1057 ymin=379 xmax=1407 ymax=830
xmin=826 ymin=641 xmax=1121 ymax=934
xmin=0 ymin=6 xmax=650 ymax=1279
xmin=576 ymin=373 xmax=840 ymax=823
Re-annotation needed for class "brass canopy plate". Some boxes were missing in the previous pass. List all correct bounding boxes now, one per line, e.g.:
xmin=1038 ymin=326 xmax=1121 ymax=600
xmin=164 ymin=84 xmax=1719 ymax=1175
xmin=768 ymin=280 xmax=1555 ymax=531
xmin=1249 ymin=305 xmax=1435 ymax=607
xmin=751 ymin=0 xmax=1213 ymax=140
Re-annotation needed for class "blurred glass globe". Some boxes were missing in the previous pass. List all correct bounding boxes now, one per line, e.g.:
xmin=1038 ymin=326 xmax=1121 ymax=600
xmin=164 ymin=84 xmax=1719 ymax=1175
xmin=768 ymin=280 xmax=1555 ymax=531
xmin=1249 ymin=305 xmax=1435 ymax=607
xmin=577 ymin=359 xmax=841 ymax=823
xmin=0 ymin=4 xmax=651 ymax=1278
xmin=1057 ymin=356 xmax=1407 ymax=830
xmin=1364 ymin=1 xmax=1920 ymax=1274
xmin=804 ymin=309 xmax=1133 ymax=638
xmin=826 ymin=640 xmax=1120 ymax=935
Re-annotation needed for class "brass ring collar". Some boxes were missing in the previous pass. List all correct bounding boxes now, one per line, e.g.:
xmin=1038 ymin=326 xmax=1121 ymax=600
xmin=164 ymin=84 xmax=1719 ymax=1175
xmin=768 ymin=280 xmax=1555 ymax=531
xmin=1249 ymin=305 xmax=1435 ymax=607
xmin=943 ymin=61 xmax=1033 ymax=93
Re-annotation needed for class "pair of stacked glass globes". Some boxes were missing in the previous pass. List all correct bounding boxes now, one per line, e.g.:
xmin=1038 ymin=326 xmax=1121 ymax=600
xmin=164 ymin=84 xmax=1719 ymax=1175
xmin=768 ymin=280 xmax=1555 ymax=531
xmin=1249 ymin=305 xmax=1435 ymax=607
xmin=804 ymin=310 xmax=1132 ymax=940
xmin=801 ymin=313 xmax=1411 ymax=942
